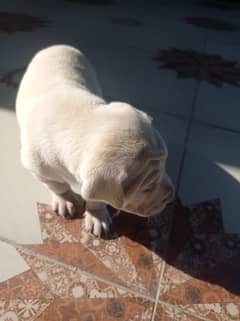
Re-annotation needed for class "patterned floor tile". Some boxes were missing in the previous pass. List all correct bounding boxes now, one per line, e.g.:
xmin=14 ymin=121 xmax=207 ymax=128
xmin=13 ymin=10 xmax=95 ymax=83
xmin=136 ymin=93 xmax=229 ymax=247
xmin=18 ymin=249 xmax=132 ymax=299
xmin=0 ymin=241 xmax=153 ymax=321
xmin=0 ymin=299 xmax=51 ymax=321
xmin=0 ymin=247 xmax=154 ymax=321
xmin=158 ymin=199 xmax=240 ymax=320
xmin=36 ymin=203 xmax=81 ymax=243
xmin=160 ymin=233 xmax=240 ymax=304
xmin=79 ymin=212 xmax=164 ymax=297
xmin=36 ymin=298 xmax=153 ymax=321
xmin=30 ymin=242 xmax=121 ymax=286
xmin=157 ymin=302 xmax=240 ymax=321
xmin=0 ymin=270 xmax=52 ymax=300
xmin=181 ymin=303 xmax=240 ymax=321
xmin=155 ymin=303 xmax=203 ymax=321
xmin=28 ymin=202 xmax=171 ymax=298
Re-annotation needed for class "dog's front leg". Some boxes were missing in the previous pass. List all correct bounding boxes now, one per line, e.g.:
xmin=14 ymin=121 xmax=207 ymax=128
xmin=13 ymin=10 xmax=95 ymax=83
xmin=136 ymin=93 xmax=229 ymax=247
xmin=42 ymin=179 xmax=85 ymax=219
xmin=84 ymin=201 xmax=112 ymax=237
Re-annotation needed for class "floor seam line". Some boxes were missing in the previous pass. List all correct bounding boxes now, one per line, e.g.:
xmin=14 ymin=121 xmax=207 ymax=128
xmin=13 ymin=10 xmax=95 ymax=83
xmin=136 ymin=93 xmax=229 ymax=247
xmin=150 ymin=205 xmax=177 ymax=321
xmin=158 ymin=300 xmax=213 ymax=321
xmin=175 ymin=79 xmax=201 ymax=193
xmin=0 ymin=235 xmax=155 ymax=302
xmin=150 ymin=260 xmax=166 ymax=321
xmin=176 ymin=32 xmax=208 ymax=193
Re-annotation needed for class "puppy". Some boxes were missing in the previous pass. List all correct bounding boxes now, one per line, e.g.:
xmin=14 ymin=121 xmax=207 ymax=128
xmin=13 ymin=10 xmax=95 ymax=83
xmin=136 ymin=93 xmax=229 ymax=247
xmin=16 ymin=45 xmax=175 ymax=237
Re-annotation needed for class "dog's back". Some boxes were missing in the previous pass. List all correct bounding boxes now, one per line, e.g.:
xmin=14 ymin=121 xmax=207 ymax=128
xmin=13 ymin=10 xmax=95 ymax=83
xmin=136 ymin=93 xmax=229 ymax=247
xmin=16 ymin=45 xmax=104 ymax=177
xmin=16 ymin=45 xmax=102 ymax=127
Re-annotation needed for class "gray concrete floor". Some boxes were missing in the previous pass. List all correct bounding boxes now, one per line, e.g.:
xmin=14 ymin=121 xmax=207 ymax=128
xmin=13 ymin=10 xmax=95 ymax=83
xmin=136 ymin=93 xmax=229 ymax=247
xmin=1 ymin=0 xmax=240 ymax=244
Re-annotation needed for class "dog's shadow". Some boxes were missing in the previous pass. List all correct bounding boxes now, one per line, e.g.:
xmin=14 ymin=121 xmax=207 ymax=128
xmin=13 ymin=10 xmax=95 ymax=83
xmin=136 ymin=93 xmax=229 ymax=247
xmin=106 ymin=196 xmax=240 ymax=298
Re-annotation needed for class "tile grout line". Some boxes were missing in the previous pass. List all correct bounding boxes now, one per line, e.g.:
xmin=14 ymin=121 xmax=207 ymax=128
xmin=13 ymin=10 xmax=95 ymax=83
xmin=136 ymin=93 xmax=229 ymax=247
xmin=150 ymin=206 xmax=178 ymax=320
xmin=150 ymin=260 xmax=166 ymax=321
xmin=157 ymin=300 xmax=213 ymax=321
xmin=193 ymin=118 xmax=240 ymax=135
xmin=156 ymin=109 xmax=240 ymax=136
xmin=150 ymin=31 xmax=210 ymax=321
xmin=175 ymin=32 xmax=208 ymax=193
xmin=175 ymin=79 xmax=201 ymax=193
xmin=0 ymin=235 xmax=155 ymax=303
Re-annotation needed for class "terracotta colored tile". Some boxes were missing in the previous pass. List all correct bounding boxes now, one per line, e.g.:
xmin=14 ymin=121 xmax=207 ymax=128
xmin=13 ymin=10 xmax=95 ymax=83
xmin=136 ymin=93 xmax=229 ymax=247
xmin=36 ymin=204 xmax=161 ymax=296
xmin=155 ymin=303 xmax=202 ymax=321
xmin=109 ymin=207 xmax=172 ymax=297
xmin=158 ymin=197 xmax=240 ymax=320
xmin=18 ymin=249 xmax=137 ymax=299
xmin=165 ymin=198 xmax=223 ymax=263
xmin=37 ymin=203 xmax=81 ymax=243
xmin=79 ymin=228 xmax=150 ymax=295
xmin=29 ymin=242 xmax=122 ymax=286
xmin=183 ymin=303 xmax=240 ymax=321
xmin=34 ymin=198 xmax=225 ymax=300
xmin=78 ymin=203 xmax=174 ymax=297
xmin=0 ymin=270 xmax=52 ymax=300
xmin=160 ymin=233 xmax=240 ymax=305
xmin=0 ymin=299 xmax=51 ymax=321
xmin=34 ymin=200 xmax=175 ymax=297
xmin=120 ymin=235 xmax=160 ymax=297
xmin=36 ymin=298 xmax=153 ymax=321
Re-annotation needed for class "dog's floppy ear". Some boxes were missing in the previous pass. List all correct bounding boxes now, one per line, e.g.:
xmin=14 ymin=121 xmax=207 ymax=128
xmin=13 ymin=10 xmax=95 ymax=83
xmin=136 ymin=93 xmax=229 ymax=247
xmin=81 ymin=169 xmax=125 ymax=208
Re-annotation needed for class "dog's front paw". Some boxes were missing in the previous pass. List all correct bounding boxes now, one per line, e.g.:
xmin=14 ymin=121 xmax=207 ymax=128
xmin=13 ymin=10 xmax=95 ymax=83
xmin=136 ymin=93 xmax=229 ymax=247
xmin=52 ymin=192 xmax=85 ymax=219
xmin=84 ymin=209 xmax=112 ymax=237
xmin=52 ymin=194 xmax=76 ymax=219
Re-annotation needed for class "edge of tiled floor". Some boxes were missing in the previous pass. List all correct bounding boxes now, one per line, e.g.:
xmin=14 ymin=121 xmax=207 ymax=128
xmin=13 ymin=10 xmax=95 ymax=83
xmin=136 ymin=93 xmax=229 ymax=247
xmin=0 ymin=235 xmax=155 ymax=302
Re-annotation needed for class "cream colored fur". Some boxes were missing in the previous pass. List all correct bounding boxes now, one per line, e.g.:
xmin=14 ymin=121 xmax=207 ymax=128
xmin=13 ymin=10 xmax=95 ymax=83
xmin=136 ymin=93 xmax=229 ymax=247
xmin=16 ymin=45 xmax=175 ymax=237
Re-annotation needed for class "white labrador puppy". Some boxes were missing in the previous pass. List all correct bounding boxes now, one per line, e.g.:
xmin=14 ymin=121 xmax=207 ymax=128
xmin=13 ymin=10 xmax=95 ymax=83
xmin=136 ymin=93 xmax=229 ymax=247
xmin=16 ymin=45 xmax=175 ymax=237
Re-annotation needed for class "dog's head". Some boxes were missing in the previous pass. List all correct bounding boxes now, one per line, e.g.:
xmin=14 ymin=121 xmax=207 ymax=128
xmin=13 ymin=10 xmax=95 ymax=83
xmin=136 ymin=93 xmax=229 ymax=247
xmin=80 ymin=103 xmax=175 ymax=217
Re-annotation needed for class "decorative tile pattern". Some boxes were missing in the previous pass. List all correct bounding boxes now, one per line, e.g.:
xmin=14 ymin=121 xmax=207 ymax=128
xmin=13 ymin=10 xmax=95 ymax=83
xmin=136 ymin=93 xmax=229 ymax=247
xmin=182 ymin=303 xmax=240 ymax=321
xmin=0 ymin=300 xmax=51 ymax=321
xmin=185 ymin=17 xmax=240 ymax=32
xmin=155 ymin=303 xmax=202 ymax=321
xmin=0 ymin=12 xmax=47 ymax=33
xmin=154 ymin=48 xmax=240 ymax=87
xmin=37 ymin=298 xmax=153 ymax=321
xmin=30 ymin=202 xmax=169 ymax=297
xmin=0 ymin=247 xmax=153 ymax=319
xmin=0 ymin=270 xmax=52 ymax=300
xmin=158 ymin=198 xmax=240 ymax=320
xmin=19 ymin=250 xmax=132 ymax=299
xmin=30 ymin=242 xmax=121 ymax=284
xmin=36 ymin=203 xmax=81 ymax=243
xmin=1 ymin=196 xmax=240 ymax=320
